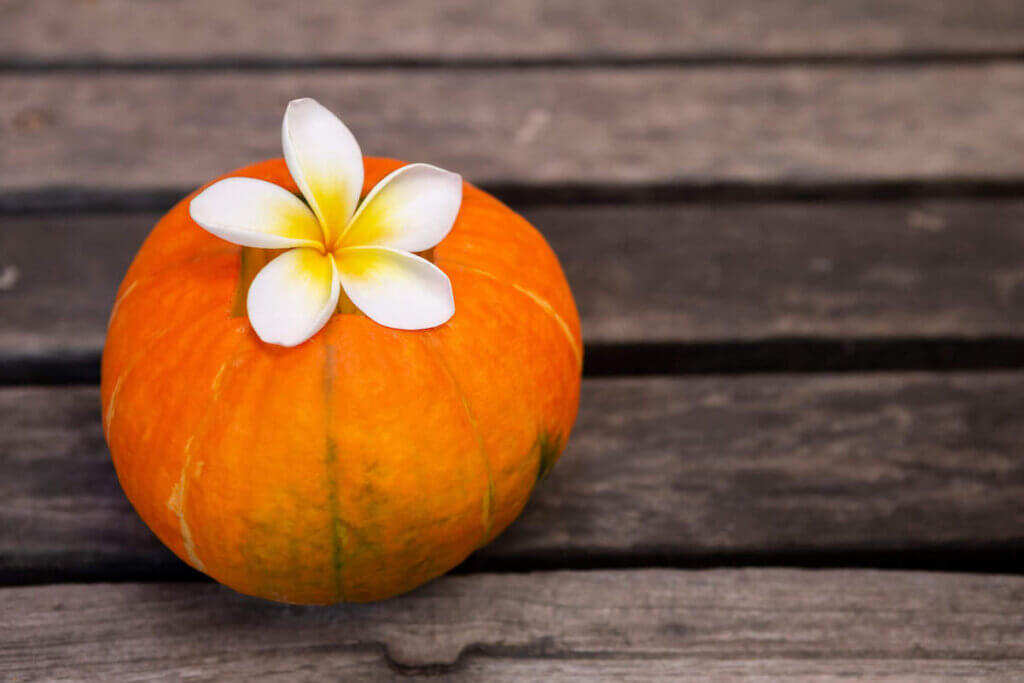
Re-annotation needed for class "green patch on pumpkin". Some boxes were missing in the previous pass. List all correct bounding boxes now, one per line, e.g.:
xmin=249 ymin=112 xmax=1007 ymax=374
xmin=534 ymin=430 xmax=564 ymax=483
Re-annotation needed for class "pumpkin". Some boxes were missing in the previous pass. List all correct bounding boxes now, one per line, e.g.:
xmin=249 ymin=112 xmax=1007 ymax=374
xmin=100 ymin=156 xmax=582 ymax=604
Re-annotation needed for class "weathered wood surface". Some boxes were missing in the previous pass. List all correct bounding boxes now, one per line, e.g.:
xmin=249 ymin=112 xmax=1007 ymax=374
xmin=5 ymin=65 xmax=1024 ymax=198
xmin=2 ymin=2 xmax=1022 ymax=681
xmin=3 ymin=570 xmax=1023 ymax=678
xmin=4 ymin=199 xmax=1024 ymax=364
xmin=5 ymin=373 xmax=1024 ymax=580
xmin=3 ymin=0 xmax=1022 ymax=63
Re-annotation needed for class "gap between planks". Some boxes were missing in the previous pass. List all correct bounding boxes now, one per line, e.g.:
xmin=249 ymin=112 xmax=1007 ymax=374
xmin=9 ymin=338 xmax=1024 ymax=386
xmin=3 ymin=374 xmax=1024 ymax=584
xmin=7 ymin=179 xmax=1024 ymax=215
xmin=7 ymin=53 xmax=1024 ymax=73
xmin=4 ymin=199 xmax=1024 ymax=380
xmin=3 ymin=0 xmax=1024 ymax=64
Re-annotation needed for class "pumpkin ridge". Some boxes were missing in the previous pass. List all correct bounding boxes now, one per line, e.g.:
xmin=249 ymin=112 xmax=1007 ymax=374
xmin=322 ymin=337 xmax=346 ymax=601
xmin=104 ymin=258 xmax=241 ymax=421
xmin=121 ymin=246 xmax=240 ymax=304
xmin=435 ymin=258 xmax=582 ymax=367
xmin=104 ymin=290 xmax=232 ymax=440
xmin=422 ymin=334 xmax=495 ymax=546
xmin=168 ymin=435 xmax=205 ymax=572
xmin=103 ymin=374 xmax=123 ymax=438
xmin=104 ymin=325 xmax=175 ymax=433
xmin=107 ymin=280 xmax=140 ymax=332
xmin=106 ymin=299 xmax=242 ymax=573
xmin=168 ymin=332 xmax=247 ymax=574
xmin=104 ymin=255 xmax=243 ymax=408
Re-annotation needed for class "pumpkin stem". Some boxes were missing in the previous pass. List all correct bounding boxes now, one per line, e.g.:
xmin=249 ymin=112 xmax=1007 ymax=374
xmin=335 ymin=287 xmax=359 ymax=315
xmin=231 ymin=247 xmax=281 ymax=317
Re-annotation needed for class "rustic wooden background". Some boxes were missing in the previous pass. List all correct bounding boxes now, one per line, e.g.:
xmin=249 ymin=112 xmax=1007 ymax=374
xmin=3 ymin=1 xmax=1024 ymax=680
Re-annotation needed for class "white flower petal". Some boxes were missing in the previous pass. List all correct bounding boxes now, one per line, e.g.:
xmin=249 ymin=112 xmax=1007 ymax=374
xmin=189 ymin=177 xmax=324 ymax=249
xmin=282 ymin=98 xmax=363 ymax=246
xmin=338 ymin=163 xmax=462 ymax=252
xmin=335 ymin=246 xmax=454 ymax=330
xmin=246 ymin=247 xmax=340 ymax=347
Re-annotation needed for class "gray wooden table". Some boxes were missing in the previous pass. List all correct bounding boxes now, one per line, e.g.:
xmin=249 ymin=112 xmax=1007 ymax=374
xmin=3 ymin=2 xmax=1024 ymax=680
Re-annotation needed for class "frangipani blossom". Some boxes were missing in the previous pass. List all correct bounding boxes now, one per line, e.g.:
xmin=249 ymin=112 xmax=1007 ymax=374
xmin=189 ymin=98 xmax=461 ymax=347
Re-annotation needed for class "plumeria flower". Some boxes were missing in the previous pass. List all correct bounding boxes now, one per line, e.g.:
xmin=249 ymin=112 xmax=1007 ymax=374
xmin=189 ymin=98 xmax=461 ymax=347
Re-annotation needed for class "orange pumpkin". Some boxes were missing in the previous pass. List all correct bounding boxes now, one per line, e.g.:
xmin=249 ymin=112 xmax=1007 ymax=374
xmin=101 ymin=157 xmax=582 ymax=603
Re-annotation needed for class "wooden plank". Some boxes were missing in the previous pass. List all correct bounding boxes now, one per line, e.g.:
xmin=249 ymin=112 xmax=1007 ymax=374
xmin=4 ymin=199 xmax=1024 ymax=363
xmin=2 ymin=570 xmax=1023 ymax=677
xmin=4 ymin=373 xmax=1024 ymax=580
xmin=450 ymin=661 xmax=1023 ymax=681
xmin=4 ymin=65 xmax=1024 ymax=197
xmin=2 ymin=1 xmax=1023 ymax=63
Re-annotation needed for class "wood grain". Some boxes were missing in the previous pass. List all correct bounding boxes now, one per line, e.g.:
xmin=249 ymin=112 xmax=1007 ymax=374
xmin=4 ymin=200 xmax=1024 ymax=363
xmin=2 ymin=0 xmax=1022 ymax=63
xmin=2 ymin=569 xmax=1022 ymax=677
xmin=4 ymin=65 xmax=1024 ymax=197
xmin=4 ymin=373 xmax=1024 ymax=580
